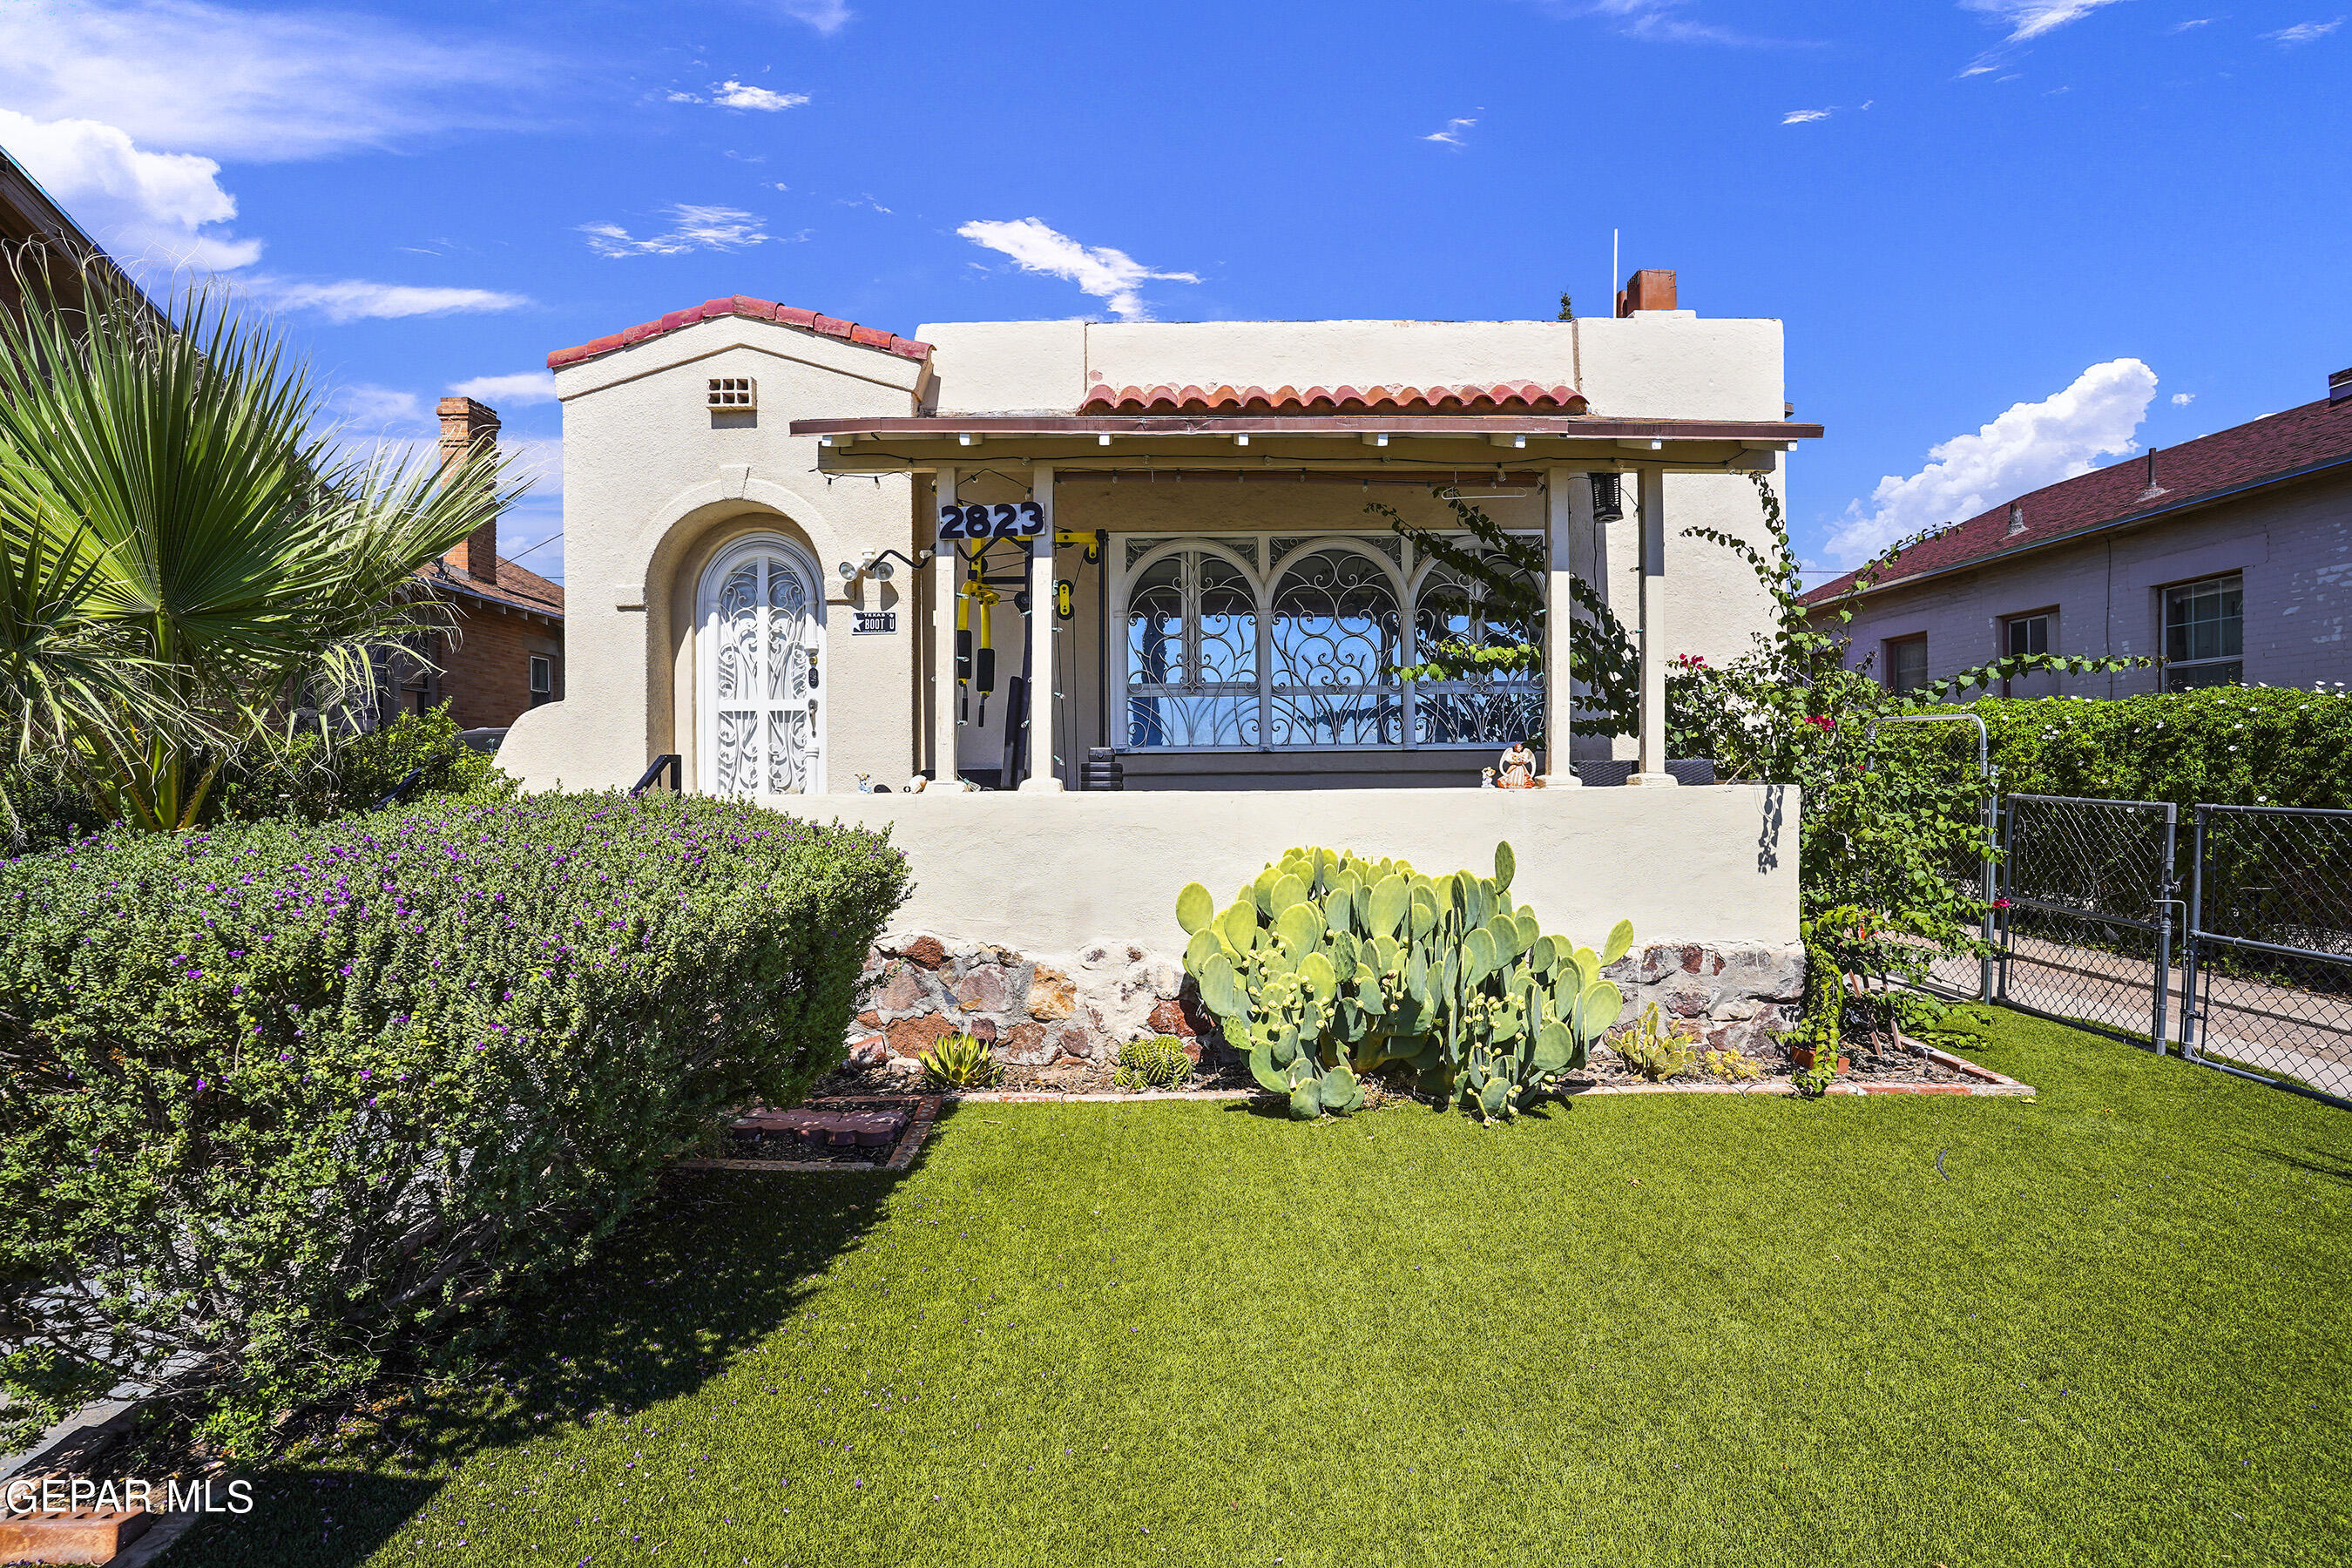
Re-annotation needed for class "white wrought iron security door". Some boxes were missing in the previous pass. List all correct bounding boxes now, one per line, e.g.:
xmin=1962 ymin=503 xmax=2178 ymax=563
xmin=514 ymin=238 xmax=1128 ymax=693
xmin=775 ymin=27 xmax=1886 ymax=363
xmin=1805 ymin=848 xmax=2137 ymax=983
xmin=699 ymin=538 xmax=824 ymax=796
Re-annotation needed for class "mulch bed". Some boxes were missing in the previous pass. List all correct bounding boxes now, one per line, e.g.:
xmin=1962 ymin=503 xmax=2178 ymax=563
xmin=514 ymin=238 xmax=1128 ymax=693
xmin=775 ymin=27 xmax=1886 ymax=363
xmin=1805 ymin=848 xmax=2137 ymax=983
xmin=674 ymin=1095 xmax=943 ymax=1173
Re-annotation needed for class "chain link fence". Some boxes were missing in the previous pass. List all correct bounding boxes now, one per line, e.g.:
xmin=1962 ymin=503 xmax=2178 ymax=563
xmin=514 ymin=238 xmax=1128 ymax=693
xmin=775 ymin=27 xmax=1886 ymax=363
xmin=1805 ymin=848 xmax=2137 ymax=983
xmin=1993 ymin=794 xmax=2179 ymax=1044
xmin=2183 ymin=806 xmax=2352 ymax=1105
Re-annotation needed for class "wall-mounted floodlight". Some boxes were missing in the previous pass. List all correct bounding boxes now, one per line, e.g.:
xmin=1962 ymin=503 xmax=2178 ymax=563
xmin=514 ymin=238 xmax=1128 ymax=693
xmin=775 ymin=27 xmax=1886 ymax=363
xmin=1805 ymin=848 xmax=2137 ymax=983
xmin=840 ymin=549 xmax=928 ymax=585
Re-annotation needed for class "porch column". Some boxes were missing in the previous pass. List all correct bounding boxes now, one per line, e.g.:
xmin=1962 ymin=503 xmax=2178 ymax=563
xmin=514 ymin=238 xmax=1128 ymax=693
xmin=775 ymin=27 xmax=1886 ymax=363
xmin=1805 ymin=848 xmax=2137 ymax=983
xmin=932 ymin=467 xmax=958 ymax=783
xmin=1019 ymin=463 xmax=1064 ymax=791
xmin=1540 ymin=465 xmax=1584 ymax=785
xmin=1627 ymin=465 xmax=1678 ymax=786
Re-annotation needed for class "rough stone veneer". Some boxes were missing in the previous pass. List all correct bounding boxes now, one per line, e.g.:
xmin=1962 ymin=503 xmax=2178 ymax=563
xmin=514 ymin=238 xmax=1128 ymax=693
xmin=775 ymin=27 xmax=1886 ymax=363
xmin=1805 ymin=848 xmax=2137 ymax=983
xmin=846 ymin=933 xmax=1807 ymax=1071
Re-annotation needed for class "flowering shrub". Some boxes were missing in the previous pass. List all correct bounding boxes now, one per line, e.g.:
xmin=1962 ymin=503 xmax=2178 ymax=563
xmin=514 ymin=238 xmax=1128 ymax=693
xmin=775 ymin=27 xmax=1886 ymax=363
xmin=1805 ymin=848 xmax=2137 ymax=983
xmin=0 ymin=791 xmax=909 ymax=1452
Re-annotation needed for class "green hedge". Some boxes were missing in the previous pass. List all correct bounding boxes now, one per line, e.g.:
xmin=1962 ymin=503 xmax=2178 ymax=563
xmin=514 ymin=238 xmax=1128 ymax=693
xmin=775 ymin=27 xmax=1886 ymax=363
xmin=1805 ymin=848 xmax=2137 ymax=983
xmin=0 ymin=792 xmax=909 ymax=1452
xmin=1901 ymin=686 xmax=2352 ymax=811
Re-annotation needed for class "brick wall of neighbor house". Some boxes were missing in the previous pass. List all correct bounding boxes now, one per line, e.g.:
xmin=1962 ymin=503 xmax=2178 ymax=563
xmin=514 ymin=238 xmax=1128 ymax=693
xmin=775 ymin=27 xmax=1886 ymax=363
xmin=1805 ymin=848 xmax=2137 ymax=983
xmin=435 ymin=605 xmax=563 ymax=731
xmin=1833 ymin=466 xmax=2352 ymax=698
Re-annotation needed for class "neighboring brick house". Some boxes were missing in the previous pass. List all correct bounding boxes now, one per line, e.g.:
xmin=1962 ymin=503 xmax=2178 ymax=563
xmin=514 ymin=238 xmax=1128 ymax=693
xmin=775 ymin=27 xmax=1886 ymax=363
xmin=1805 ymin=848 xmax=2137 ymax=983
xmin=379 ymin=398 xmax=564 ymax=732
xmin=1803 ymin=365 xmax=2352 ymax=699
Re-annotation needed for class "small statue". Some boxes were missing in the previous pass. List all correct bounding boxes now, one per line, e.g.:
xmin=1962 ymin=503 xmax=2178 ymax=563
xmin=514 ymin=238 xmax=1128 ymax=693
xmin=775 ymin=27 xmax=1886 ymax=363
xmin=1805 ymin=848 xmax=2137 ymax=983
xmin=1495 ymin=740 xmax=1544 ymax=789
xmin=855 ymin=773 xmax=892 ymax=794
xmin=1480 ymin=767 xmax=1497 ymax=789
xmin=903 ymin=773 xmax=930 ymax=794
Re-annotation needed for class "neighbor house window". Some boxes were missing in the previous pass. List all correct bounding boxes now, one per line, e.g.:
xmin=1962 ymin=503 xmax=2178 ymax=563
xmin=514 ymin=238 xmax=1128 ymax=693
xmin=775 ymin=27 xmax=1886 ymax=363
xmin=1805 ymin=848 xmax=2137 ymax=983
xmin=1119 ymin=532 xmax=1543 ymax=751
xmin=2164 ymin=574 xmax=2242 ymax=691
xmin=1885 ymin=635 xmax=1930 ymax=694
xmin=529 ymin=655 xmax=554 ymax=707
xmin=2001 ymin=610 xmax=2053 ymax=698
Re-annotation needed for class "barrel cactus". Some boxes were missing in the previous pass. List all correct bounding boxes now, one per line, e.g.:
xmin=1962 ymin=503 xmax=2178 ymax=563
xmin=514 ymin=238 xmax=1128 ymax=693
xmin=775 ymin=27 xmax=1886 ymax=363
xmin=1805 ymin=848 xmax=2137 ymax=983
xmin=1176 ymin=841 xmax=1632 ymax=1122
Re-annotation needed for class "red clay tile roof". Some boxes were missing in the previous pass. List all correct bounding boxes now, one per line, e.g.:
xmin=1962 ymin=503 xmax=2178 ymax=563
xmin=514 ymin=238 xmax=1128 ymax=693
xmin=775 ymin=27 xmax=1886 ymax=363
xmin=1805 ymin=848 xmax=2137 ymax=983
xmin=1801 ymin=391 xmax=2352 ymax=606
xmin=545 ymin=296 xmax=932 ymax=371
xmin=1077 ymin=382 xmax=1588 ymax=416
xmin=416 ymin=552 xmax=565 ymax=618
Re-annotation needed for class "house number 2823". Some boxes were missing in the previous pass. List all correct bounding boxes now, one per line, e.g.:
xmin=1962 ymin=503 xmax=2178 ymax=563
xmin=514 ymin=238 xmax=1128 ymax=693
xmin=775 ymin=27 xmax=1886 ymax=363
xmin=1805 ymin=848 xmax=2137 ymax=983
xmin=936 ymin=502 xmax=1044 ymax=541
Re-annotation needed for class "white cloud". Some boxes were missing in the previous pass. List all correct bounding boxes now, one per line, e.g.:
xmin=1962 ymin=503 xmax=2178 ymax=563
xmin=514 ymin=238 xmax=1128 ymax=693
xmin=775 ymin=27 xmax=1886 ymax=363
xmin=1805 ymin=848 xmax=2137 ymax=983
xmin=0 ymin=108 xmax=260 ymax=269
xmin=1960 ymin=0 xmax=2132 ymax=43
xmin=331 ymin=383 xmax=425 ymax=430
xmin=1826 ymin=358 xmax=2159 ymax=565
xmin=1424 ymin=115 xmax=1477 ymax=146
xmin=450 ymin=371 xmax=559 ymax=406
xmin=956 ymin=218 xmax=1200 ymax=321
xmin=774 ymin=0 xmax=852 ymax=33
xmin=579 ymin=204 xmax=781 ymax=258
xmin=2263 ymin=17 xmax=2343 ymax=44
xmin=714 ymin=80 xmax=808 ymax=111
xmin=2172 ymin=391 xmax=2196 ymax=405
xmin=256 ymin=278 xmax=531 ymax=322
xmin=1568 ymin=1 xmax=1761 ymax=44
xmin=2171 ymin=17 xmax=2215 ymax=30
xmin=1781 ymin=108 xmax=1834 ymax=123
xmin=0 ymin=0 xmax=541 ymax=163
xmin=834 ymin=193 xmax=893 ymax=213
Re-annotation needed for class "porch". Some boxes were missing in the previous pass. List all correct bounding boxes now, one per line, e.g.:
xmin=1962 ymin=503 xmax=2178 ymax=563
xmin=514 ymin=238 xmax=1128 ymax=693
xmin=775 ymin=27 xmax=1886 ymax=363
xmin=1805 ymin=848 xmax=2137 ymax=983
xmin=793 ymin=387 xmax=1819 ymax=795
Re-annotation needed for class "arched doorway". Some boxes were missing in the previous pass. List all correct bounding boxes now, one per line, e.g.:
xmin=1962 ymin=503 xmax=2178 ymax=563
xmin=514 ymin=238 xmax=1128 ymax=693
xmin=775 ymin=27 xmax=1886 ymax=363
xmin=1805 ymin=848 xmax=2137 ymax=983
xmin=697 ymin=534 xmax=825 ymax=796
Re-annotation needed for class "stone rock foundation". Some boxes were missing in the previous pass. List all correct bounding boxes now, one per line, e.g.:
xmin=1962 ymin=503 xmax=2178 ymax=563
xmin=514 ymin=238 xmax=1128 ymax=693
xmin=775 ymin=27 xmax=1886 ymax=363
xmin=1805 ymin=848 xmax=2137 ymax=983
xmin=848 ymin=932 xmax=1806 ymax=1072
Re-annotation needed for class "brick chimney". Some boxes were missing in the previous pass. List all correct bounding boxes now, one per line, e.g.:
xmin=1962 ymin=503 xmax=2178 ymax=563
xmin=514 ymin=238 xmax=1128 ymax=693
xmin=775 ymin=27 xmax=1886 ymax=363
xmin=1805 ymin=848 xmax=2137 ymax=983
xmin=436 ymin=396 xmax=501 ymax=584
xmin=1615 ymin=268 xmax=1677 ymax=317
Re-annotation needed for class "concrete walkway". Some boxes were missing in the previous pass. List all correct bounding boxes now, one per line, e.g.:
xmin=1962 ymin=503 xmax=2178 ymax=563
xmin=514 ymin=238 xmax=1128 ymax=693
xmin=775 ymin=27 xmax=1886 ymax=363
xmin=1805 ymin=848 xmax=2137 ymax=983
xmin=1931 ymin=935 xmax=2352 ymax=1101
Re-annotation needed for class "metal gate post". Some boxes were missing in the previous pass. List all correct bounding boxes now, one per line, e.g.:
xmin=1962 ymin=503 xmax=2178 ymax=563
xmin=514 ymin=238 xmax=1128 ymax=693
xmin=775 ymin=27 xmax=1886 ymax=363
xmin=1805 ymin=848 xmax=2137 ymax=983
xmin=2181 ymin=806 xmax=2207 ymax=1062
xmin=1981 ymin=769 xmax=1999 ymax=1002
xmin=1997 ymin=794 xmax=2015 ymax=1005
xmin=2152 ymin=802 xmax=2178 ymax=1055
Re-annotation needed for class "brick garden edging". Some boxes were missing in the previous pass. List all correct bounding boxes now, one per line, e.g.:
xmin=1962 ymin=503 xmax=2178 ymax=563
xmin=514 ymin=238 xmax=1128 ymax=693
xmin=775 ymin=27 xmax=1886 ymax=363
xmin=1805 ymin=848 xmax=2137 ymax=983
xmin=672 ymin=1056 xmax=2032 ymax=1176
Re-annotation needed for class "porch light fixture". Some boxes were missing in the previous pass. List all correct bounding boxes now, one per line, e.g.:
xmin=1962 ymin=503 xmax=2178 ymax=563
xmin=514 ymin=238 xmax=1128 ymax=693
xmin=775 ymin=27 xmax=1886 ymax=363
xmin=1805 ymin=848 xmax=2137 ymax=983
xmin=958 ymin=432 xmax=982 ymax=447
xmin=1098 ymin=433 xmax=1113 ymax=446
xmin=1362 ymin=432 xmax=1389 ymax=448
xmin=1233 ymin=433 xmax=1250 ymax=446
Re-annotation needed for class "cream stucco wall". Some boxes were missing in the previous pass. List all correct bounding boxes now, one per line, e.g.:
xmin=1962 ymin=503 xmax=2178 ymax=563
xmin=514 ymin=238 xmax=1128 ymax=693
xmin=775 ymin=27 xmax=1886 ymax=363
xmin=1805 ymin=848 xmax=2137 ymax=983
xmin=501 ymin=308 xmax=1794 ymax=793
xmin=497 ymin=319 xmax=928 ymax=793
xmin=767 ymin=783 xmax=1799 ymax=955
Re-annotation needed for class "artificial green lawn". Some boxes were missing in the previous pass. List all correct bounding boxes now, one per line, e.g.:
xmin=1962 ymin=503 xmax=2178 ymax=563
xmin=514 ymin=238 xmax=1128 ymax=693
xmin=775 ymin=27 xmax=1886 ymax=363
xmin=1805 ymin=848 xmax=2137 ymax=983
xmin=172 ymin=1010 xmax=2352 ymax=1568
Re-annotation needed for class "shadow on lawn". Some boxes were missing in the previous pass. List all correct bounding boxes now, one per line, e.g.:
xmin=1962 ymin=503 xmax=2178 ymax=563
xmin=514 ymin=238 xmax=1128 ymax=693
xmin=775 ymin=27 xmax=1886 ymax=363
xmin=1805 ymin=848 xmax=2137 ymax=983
xmin=174 ymin=1136 xmax=940 ymax=1568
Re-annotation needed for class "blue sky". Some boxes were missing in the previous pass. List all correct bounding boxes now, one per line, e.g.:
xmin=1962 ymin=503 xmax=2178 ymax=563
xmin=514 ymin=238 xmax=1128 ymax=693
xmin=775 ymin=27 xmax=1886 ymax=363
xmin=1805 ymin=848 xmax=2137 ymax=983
xmin=3 ymin=0 xmax=2347 ymax=584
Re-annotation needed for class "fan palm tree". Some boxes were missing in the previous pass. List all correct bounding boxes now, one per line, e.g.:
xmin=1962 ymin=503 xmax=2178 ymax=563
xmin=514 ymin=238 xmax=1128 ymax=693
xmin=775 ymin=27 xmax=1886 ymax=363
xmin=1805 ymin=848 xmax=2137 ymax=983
xmin=0 ymin=259 xmax=520 ymax=831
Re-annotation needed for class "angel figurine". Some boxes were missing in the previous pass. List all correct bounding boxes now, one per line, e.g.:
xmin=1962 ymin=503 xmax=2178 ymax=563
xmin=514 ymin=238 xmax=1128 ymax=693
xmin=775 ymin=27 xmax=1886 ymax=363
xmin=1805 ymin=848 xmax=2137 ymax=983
xmin=1495 ymin=740 xmax=1544 ymax=789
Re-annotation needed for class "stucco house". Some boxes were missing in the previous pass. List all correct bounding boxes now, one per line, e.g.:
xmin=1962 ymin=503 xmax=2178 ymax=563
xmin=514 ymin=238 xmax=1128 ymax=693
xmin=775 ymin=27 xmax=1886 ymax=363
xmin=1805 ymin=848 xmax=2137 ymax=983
xmin=1803 ymin=366 xmax=2352 ymax=698
xmin=497 ymin=274 xmax=1820 ymax=1052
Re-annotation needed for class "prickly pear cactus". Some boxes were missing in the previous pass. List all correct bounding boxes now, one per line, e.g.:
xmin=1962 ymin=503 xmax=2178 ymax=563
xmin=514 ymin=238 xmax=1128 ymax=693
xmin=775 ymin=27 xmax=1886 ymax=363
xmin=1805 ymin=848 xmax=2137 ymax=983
xmin=1176 ymin=841 xmax=1633 ymax=1122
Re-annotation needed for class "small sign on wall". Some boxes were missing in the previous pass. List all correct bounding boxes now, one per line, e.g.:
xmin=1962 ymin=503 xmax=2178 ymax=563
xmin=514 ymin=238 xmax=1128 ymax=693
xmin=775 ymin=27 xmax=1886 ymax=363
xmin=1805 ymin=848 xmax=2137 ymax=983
xmin=852 ymin=610 xmax=897 ymax=635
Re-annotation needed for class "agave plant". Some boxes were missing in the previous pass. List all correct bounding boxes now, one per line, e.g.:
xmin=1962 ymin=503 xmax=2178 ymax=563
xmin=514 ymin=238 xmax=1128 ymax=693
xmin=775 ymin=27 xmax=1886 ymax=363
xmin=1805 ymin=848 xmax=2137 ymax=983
xmin=1177 ymin=841 xmax=1632 ymax=1122
xmin=0 ymin=256 xmax=520 ymax=831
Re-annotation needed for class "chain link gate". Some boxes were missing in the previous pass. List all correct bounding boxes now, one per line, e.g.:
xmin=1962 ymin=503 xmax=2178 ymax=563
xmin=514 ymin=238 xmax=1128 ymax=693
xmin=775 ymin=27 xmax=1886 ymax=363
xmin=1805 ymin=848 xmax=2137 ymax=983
xmin=2180 ymin=805 xmax=2352 ymax=1106
xmin=1992 ymin=794 xmax=2180 ymax=1045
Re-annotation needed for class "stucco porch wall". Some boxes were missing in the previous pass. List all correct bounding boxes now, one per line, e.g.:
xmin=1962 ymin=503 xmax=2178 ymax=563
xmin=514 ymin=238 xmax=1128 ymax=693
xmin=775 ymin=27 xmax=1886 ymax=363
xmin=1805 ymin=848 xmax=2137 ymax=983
xmin=767 ymin=781 xmax=1798 ymax=953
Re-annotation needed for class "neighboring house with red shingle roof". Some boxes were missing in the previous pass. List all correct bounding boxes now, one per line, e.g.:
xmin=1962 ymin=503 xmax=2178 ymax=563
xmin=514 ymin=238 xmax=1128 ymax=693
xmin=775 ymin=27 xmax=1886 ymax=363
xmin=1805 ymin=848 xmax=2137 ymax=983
xmin=375 ymin=397 xmax=564 ymax=733
xmin=1801 ymin=367 xmax=2352 ymax=700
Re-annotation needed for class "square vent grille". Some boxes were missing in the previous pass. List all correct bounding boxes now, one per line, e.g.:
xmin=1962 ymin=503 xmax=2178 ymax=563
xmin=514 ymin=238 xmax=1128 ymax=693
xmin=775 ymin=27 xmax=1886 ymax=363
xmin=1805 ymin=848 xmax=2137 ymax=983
xmin=707 ymin=377 xmax=756 ymax=410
